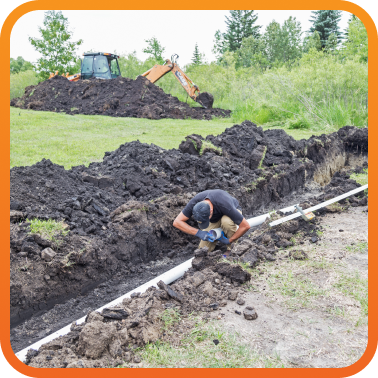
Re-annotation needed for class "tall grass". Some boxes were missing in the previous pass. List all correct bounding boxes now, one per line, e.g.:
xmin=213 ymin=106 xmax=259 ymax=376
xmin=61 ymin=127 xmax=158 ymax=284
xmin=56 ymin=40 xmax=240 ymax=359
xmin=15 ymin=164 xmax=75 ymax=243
xmin=185 ymin=52 xmax=367 ymax=128
xmin=119 ymin=50 xmax=367 ymax=129
xmin=10 ymin=70 xmax=40 ymax=100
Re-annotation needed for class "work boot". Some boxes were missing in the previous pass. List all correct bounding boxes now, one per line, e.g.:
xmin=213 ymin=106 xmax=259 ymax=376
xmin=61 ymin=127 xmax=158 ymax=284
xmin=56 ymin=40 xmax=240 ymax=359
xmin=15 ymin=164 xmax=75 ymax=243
xmin=222 ymin=244 xmax=233 ymax=258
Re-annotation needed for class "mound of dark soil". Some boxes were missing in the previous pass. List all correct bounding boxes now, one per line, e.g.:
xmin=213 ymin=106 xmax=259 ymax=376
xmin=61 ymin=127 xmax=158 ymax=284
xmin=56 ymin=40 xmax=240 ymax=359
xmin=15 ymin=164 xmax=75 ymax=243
xmin=10 ymin=122 xmax=368 ymax=328
xmin=10 ymin=75 xmax=230 ymax=120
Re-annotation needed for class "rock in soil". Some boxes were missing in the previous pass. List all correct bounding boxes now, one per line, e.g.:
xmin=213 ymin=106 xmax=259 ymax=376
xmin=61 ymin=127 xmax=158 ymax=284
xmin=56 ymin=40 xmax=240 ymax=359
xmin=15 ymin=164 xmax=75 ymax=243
xmin=243 ymin=306 xmax=258 ymax=320
xmin=289 ymin=250 xmax=308 ymax=260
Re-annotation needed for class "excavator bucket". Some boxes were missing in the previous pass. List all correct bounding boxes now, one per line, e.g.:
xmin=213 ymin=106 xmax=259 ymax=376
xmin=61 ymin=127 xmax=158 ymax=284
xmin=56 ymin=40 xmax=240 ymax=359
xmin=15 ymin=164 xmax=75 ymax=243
xmin=196 ymin=92 xmax=214 ymax=109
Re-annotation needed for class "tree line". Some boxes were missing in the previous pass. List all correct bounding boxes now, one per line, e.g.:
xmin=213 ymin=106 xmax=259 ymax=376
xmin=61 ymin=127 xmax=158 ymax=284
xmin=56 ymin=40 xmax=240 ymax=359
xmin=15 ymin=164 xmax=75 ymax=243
xmin=212 ymin=10 xmax=367 ymax=70
xmin=10 ymin=10 xmax=368 ymax=79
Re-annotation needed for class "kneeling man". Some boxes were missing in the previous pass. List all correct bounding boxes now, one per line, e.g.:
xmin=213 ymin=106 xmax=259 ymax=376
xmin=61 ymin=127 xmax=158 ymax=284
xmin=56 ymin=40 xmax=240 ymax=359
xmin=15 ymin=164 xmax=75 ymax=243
xmin=173 ymin=189 xmax=250 ymax=254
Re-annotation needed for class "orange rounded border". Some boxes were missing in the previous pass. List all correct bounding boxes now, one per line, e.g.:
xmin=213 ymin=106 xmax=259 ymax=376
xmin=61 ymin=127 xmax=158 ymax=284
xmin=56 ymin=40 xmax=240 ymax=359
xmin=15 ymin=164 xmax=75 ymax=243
xmin=0 ymin=0 xmax=378 ymax=378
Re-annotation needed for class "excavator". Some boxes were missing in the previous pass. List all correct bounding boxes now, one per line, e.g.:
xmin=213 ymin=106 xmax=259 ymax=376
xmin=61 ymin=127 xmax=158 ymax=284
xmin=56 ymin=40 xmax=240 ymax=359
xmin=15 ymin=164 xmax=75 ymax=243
xmin=49 ymin=52 xmax=121 ymax=82
xmin=50 ymin=52 xmax=213 ymax=108
xmin=140 ymin=54 xmax=213 ymax=108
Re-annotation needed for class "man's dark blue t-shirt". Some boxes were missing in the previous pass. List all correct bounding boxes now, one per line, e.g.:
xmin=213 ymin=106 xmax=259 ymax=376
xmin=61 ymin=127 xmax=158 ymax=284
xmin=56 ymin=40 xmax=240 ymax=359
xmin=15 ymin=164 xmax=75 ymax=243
xmin=182 ymin=189 xmax=243 ymax=225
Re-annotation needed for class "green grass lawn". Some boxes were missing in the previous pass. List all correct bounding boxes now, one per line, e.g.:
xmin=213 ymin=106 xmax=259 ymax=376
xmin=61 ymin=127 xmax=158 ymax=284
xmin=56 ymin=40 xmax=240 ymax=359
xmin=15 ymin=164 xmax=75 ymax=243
xmin=10 ymin=107 xmax=324 ymax=169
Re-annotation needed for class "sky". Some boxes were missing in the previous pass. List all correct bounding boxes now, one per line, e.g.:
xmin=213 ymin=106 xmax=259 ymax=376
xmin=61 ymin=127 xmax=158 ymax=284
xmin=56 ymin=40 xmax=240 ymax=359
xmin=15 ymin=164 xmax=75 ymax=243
xmin=10 ymin=10 xmax=352 ymax=67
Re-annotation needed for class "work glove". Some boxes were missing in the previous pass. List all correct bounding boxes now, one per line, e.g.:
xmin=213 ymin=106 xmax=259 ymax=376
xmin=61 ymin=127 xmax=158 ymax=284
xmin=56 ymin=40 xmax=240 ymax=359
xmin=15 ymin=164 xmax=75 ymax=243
xmin=196 ymin=230 xmax=215 ymax=242
xmin=218 ymin=231 xmax=230 ymax=245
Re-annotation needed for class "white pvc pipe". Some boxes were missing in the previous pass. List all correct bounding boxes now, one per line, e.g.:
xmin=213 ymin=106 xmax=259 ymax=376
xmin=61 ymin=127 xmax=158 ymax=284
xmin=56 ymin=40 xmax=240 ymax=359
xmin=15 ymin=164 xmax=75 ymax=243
xmin=209 ymin=203 xmax=298 ymax=240
xmin=15 ymin=258 xmax=194 ymax=362
xmin=269 ymin=184 xmax=368 ymax=227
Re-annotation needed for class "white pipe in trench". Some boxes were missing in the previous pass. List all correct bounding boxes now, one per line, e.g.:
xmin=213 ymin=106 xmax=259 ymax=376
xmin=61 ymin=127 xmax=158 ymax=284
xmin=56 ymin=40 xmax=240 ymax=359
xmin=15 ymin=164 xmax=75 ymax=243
xmin=209 ymin=203 xmax=298 ymax=239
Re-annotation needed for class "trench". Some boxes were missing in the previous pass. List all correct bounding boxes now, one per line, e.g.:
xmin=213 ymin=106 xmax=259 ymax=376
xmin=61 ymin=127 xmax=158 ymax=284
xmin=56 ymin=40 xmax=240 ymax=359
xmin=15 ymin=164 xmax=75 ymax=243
xmin=10 ymin=123 xmax=368 ymax=353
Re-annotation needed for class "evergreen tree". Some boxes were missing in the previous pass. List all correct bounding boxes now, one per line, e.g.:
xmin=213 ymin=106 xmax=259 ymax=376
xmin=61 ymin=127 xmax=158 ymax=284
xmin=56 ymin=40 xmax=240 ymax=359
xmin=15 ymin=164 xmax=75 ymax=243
xmin=191 ymin=43 xmax=203 ymax=65
xmin=309 ymin=10 xmax=343 ymax=48
xmin=224 ymin=10 xmax=261 ymax=51
xmin=29 ymin=11 xmax=83 ymax=79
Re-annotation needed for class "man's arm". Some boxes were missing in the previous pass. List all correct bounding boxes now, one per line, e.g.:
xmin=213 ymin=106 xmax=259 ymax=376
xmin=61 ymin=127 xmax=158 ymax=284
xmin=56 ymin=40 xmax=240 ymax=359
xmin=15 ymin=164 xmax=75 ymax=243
xmin=173 ymin=212 xmax=198 ymax=236
xmin=228 ymin=218 xmax=250 ymax=243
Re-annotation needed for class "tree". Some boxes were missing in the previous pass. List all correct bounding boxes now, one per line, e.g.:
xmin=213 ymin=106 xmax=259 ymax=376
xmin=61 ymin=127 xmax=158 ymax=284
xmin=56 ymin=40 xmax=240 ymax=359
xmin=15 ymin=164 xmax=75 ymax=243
xmin=29 ymin=11 xmax=83 ymax=79
xmin=191 ymin=43 xmax=204 ymax=65
xmin=212 ymin=30 xmax=229 ymax=63
xmin=143 ymin=37 xmax=165 ymax=64
xmin=303 ymin=30 xmax=322 ymax=52
xmin=237 ymin=35 xmax=269 ymax=70
xmin=10 ymin=56 xmax=34 ymax=74
xmin=342 ymin=17 xmax=368 ymax=62
xmin=308 ymin=10 xmax=343 ymax=48
xmin=325 ymin=33 xmax=338 ymax=53
xmin=224 ymin=10 xmax=261 ymax=52
xmin=281 ymin=17 xmax=303 ymax=62
xmin=344 ymin=14 xmax=357 ymax=38
xmin=264 ymin=17 xmax=303 ymax=65
xmin=264 ymin=20 xmax=281 ymax=64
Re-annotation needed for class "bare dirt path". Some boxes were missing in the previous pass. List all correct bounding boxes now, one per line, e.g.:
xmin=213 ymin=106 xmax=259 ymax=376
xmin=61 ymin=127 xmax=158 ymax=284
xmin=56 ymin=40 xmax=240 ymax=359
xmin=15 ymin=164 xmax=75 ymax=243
xmin=219 ymin=206 xmax=368 ymax=368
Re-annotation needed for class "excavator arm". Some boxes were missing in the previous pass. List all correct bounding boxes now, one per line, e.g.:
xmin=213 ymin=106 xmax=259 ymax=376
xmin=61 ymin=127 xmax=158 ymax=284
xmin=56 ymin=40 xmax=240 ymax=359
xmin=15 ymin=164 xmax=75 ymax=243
xmin=141 ymin=54 xmax=213 ymax=108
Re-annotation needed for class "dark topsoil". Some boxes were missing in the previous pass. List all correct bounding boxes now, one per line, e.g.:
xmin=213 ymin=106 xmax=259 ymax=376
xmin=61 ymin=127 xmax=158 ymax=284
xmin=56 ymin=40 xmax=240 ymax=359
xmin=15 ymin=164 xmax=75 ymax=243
xmin=10 ymin=122 xmax=368 ymax=354
xmin=10 ymin=75 xmax=230 ymax=120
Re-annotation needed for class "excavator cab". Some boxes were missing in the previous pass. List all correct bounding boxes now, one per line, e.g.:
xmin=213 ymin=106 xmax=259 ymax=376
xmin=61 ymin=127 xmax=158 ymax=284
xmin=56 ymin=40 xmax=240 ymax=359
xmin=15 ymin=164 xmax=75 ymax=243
xmin=81 ymin=52 xmax=121 ymax=80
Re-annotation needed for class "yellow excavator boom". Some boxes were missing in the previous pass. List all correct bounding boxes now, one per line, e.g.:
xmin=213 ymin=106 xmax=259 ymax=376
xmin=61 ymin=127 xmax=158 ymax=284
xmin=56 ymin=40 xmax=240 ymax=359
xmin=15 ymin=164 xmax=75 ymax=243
xmin=140 ymin=54 xmax=213 ymax=108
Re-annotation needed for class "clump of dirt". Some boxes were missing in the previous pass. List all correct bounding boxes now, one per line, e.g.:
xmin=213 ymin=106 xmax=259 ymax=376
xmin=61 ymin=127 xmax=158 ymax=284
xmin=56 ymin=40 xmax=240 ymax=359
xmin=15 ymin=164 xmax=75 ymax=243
xmin=10 ymin=75 xmax=230 ymax=120
xmin=9 ymin=123 xmax=368 ymax=327
xmin=196 ymin=92 xmax=214 ymax=109
xmin=229 ymin=215 xmax=321 ymax=267
xmin=25 ymin=249 xmax=251 ymax=368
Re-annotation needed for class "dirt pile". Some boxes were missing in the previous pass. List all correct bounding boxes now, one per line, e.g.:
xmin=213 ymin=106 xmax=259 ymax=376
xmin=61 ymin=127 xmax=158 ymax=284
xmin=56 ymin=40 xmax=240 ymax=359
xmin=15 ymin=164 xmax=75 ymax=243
xmin=10 ymin=123 xmax=368 ymax=229
xmin=10 ymin=75 xmax=231 ymax=120
xmin=10 ymin=123 xmax=368 ymax=327
xmin=25 ymin=250 xmax=252 ymax=368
